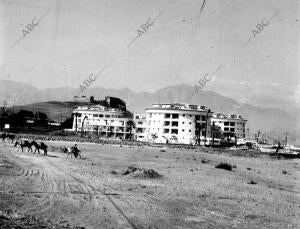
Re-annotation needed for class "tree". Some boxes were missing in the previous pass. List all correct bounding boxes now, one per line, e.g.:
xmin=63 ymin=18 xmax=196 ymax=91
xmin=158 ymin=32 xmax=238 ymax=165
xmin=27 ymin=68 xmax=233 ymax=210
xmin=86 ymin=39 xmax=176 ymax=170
xmin=195 ymin=122 xmax=202 ymax=145
xmin=10 ymin=110 xmax=34 ymax=127
xmin=126 ymin=120 xmax=136 ymax=140
xmin=34 ymin=111 xmax=47 ymax=120
xmin=18 ymin=110 xmax=34 ymax=118
xmin=90 ymin=96 xmax=95 ymax=103
xmin=213 ymin=125 xmax=224 ymax=139
xmin=61 ymin=117 xmax=73 ymax=129
xmin=107 ymin=125 xmax=114 ymax=137
xmin=81 ymin=116 xmax=88 ymax=137
xmin=212 ymin=121 xmax=215 ymax=146
xmin=74 ymin=112 xmax=80 ymax=131
xmin=204 ymin=109 xmax=211 ymax=145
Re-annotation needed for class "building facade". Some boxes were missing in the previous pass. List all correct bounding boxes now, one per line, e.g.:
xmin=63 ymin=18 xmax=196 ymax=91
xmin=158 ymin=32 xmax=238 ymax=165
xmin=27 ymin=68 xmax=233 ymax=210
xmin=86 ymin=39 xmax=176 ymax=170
xmin=145 ymin=103 xmax=213 ymax=145
xmin=133 ymin=113 xmax=147 ymax=141
xmin=211 ymin=113 xmax=247 ymax=139
xmin=72 ymin=105 xmax=131 ymax=139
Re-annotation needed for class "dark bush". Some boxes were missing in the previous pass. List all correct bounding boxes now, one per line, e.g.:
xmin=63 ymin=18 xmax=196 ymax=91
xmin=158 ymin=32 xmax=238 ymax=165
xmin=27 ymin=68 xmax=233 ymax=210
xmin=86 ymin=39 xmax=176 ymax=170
xmin=247 ymin=180 xmax=257 ymax=185
xmin=201 ymin=159 xmax=209 ymax=163
xmin=215 ymin=162 xmax=234 ymax=171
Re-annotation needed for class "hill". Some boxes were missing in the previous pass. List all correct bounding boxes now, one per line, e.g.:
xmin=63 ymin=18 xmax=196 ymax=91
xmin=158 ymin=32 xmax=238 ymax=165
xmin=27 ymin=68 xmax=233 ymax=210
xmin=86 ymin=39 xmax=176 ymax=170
xmin=1 ymin=80 xmax=298 ymax=144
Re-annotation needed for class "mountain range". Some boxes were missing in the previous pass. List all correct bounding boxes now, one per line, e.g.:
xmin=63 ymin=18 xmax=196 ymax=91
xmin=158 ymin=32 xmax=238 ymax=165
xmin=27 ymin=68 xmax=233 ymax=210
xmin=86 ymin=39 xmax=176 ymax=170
xmin=0 ymin=80 xmax=298 ymax=144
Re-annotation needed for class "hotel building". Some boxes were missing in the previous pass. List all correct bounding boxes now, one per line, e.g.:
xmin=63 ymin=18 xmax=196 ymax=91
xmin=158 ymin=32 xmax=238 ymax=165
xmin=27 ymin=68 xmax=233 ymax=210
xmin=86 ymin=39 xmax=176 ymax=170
xmin=72 ymin=105 xmax=132 ymax=139
xmin=133 ymin=113 xmax=147 ymax=141
xmin=145 ymin=103 xmax=213 ymax=144
xmin=211 ymin=113 xmax=247 ymax=139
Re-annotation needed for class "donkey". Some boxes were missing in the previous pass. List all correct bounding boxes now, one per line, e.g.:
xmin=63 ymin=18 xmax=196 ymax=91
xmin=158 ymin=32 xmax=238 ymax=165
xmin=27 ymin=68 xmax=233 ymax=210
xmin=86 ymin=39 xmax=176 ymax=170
xmin=30 ymin=141 xmax=41 ymax=154
xmin=14 ymin=140 xmax=32 ymax=152
xmin=30 ymin=141 xmax=48 ymax=156
xmin=39 ymin=142 xmax=48 ymax=156
xmin=1 ymin=133 xmax=6 ymax=142
xmin=1 ymin=133 xmax=15 ymax=143
xmin=6 ymin=134 xmax=15 ymax=143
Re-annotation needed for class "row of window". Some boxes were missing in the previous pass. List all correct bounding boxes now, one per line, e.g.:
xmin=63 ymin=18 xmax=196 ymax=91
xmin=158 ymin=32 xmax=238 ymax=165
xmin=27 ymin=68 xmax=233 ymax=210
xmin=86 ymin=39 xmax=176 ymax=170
xmin=92 ymin=114 xmax=123 ymax=118
xmin=75 ymin=113 xmax=126 ymax=118
xmin=224 ymin=127 xmax=235 ymax=132
xmin=224 ymin=122 xmax=235 ymax=126
xmin=149 ymin=120 xmax=202 ymax=126
xmin=158 ymin=129 xmax=208 ymax=135
xmin=83 ymin=125 xmax=131 ymax=132
xmin=77 ymin=119 xmax=126 ymax=125
xmin=148 ymin=113 xmax=207 ymax=120
xmin=223 ymin=122 xmax=245 ymax=127
xmin=163 ymin=129 xmax=178 ymax=134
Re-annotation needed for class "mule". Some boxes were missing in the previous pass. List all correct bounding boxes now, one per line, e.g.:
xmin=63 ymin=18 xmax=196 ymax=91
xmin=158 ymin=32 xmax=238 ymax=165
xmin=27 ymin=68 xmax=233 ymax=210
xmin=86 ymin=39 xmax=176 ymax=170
xmin=30 ymin=141 xmax=41 ymax=154
xmin=1 ymin=133 xmax=6 ymax=142
xmin=6 ymin=134 xmax=15 ymax=143
xmin=39 ymin=142 xmax=48 ymax=156
xmin=14 ymin=140 xmax=32 ymax=152
xmin=1 ymin=133 xmax=16 ymax=143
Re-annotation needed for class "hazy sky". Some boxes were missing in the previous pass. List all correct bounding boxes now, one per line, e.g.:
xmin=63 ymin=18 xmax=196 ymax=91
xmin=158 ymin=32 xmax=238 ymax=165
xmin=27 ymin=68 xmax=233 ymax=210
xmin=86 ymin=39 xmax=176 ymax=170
xmin=0 ymin=0 xmax=299 ymax=106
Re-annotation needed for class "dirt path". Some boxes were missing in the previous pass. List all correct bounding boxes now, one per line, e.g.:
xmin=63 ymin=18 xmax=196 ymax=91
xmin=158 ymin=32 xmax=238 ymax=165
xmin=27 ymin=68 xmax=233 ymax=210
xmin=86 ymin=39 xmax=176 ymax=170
xmin=0 ymin=141 xmax=299 ymax=228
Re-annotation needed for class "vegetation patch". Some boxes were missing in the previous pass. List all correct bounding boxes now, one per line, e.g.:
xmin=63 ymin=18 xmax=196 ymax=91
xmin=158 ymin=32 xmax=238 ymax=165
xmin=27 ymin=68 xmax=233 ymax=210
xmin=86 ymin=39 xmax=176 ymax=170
xmin=122 ymin=166 xmax=162 ymax=179
xmin=201 ymin=159 xmax=210 ymax=163
xmin=0 ymin=210 xmax=84 ymax=229
xmin=215 ymin=162 xmax=235 ymax=171
xmin=247 ymin=180 xmax=257 ymax=185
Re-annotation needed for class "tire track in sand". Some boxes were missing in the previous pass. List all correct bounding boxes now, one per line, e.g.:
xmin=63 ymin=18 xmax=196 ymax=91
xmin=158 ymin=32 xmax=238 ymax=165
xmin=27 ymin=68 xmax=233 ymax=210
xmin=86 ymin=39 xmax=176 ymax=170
xmin=45 ymin=157 xmax=139 ymax=229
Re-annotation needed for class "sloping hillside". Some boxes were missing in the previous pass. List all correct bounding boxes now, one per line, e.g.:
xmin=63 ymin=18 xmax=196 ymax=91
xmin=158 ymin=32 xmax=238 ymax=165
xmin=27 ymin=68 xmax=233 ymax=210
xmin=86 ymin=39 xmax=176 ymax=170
xmin=1 ymin=80 xmax=298 ymax=143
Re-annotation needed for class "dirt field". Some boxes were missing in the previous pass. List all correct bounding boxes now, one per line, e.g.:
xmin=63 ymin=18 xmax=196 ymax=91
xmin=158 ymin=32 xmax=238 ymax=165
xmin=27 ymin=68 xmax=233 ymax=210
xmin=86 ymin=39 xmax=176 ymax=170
xmin=0 ymin=141 xmax=299 ymax=229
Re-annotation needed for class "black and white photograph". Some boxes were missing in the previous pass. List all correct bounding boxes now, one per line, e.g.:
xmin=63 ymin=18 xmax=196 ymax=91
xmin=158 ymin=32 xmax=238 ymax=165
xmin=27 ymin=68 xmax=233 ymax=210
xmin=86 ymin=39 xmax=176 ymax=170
xmin=0 ymin=0 xmax=299 ymax=228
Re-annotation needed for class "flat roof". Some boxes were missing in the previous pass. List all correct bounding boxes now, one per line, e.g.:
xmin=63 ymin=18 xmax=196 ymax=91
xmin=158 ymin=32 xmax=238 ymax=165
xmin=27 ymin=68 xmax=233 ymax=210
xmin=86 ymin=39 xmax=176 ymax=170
xmin=148 ymin=103 xmax=211 ymax=112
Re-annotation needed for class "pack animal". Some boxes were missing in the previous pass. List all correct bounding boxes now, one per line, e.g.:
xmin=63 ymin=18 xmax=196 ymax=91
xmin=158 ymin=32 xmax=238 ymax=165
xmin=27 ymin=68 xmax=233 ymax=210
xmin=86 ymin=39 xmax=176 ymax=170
xmin=1 ymin=133 xmax=15 ymax=143
xmin=14 ymin=140 xmax=32 ymax=152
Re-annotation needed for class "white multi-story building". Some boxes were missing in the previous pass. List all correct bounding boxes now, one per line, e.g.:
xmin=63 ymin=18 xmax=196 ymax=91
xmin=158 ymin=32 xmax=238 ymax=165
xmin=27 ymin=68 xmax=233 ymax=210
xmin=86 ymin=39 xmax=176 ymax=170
xmin=211 ymin=113 xmax=247 ymax=139
xmin=145 ymin=103 xmax=213 ymax=144
xmin=72 ymin=105 xmax=131 ymax=139
xmin=133 ymin=113 xmax=147 ymax=141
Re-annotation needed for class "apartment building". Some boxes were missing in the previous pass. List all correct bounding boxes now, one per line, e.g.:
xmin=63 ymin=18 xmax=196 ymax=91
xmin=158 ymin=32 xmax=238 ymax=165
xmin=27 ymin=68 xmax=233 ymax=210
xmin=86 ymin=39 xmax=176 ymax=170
xmin=72 ymin=105 xmax=131 ymax=139
xmin=145 ymin=103 xmax=213 ymax=144
xmin=133 ymin=113 xmax=147 ymax=141
xmin=211 ymin=113 xmax=247 ymax=139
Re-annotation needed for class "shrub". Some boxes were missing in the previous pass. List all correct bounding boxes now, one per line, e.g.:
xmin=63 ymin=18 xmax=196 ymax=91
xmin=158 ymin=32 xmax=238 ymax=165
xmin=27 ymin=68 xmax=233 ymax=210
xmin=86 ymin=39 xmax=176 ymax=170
xmin=215 ymin=162 xmax=234 ymax=171
xmin=247 ymin=180 xmax=257 ymax=185
xmin=201 ymin=159 xmax=209 ymax=163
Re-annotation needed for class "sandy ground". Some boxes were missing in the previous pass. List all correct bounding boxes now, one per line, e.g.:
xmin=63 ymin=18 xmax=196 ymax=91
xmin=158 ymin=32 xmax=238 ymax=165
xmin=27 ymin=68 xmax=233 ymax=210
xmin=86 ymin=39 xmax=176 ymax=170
xmin=0 ymin=141 xmax=299 ymax=229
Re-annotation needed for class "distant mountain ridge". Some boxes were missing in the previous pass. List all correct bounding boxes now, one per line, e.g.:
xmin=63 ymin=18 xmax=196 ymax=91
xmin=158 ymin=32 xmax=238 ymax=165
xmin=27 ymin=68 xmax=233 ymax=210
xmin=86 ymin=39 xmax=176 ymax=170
xmin=0 ymin=80 xmax=298 ymax=144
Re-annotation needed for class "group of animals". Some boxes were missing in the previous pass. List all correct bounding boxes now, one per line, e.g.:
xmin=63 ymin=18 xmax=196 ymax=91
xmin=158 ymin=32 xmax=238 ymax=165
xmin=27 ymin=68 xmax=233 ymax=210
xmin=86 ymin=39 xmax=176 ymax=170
xmin=14 ymin=140 xmax=48 ymax=156
xmin=1 ymin=133 xmax=15 ymax=143
xmin=1 ymin=132 xmax=81 ymax=158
